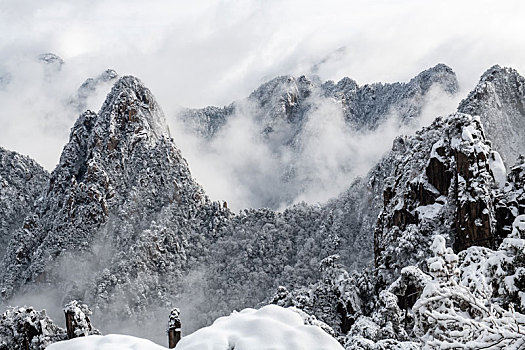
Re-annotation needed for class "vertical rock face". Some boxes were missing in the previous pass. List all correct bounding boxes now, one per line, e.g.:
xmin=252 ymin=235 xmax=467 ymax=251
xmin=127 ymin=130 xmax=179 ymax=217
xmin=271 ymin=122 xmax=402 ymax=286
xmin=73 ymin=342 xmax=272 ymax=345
xmin=494 ymin=155 xmax=525 ymax=241
xmin=451 ymin=118 xmax=497 ymax=252
xmin=0 ymin=148 xmax=49 ymax=262
xmin=373 ymin=113 xmax=502 ymax=285
xmin=458 ymin=65 xmax=525 ymax=165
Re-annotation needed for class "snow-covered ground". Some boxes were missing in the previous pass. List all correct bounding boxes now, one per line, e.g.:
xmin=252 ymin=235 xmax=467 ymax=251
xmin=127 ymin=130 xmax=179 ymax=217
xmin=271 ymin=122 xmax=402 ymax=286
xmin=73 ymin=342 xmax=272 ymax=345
xmin=47 ymin=305 xmax=343 ymax=350
xmin=46 ymin=334 xmax=167 ymax=350
xmin=176 ymin=305 xmax=343 ymax=350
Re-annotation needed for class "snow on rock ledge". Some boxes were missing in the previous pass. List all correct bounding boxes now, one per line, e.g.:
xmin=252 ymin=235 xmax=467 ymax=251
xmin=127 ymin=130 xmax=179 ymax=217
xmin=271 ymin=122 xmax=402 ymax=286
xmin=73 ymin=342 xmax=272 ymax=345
xmin=46 ymin=334 xmax=166 ymax=350
xmin=175 ymin=304 xmax=344 ymax=350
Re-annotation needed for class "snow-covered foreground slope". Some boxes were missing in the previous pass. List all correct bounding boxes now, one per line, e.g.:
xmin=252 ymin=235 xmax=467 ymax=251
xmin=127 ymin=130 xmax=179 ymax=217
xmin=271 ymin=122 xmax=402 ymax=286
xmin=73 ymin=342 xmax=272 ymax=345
xmin=46 ymin=306 xmax=344 ymax=350
xmin=176 ymin=305 xmax=343 ymax=350
xmin=47 ymin=334 xmax=166 ymax=350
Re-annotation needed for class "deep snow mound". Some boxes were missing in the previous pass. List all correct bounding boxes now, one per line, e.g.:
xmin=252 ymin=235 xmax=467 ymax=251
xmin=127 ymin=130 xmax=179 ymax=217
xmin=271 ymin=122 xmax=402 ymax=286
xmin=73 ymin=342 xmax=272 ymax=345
xmin=175 ymin=304 xmax=344 ymax=350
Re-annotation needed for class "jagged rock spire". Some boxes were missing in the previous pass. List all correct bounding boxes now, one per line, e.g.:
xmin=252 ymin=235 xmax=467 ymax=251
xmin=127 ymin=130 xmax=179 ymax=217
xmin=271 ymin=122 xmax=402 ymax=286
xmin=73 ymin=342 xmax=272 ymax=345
xmin=374 ymin=113 xmax=503 ymax=286
xmin=0 ymin=75 xmax=204 ymax=300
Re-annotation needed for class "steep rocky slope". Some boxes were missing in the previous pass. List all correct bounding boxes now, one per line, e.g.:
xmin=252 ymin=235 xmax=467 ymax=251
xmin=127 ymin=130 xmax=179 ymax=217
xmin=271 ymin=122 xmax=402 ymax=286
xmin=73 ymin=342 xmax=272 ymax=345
xmin=0 ymin=77 xmax=230 ymax=326
xmin=0 ymin=148 xmax=48 ymax=261
xmin=458 ymin=65 xmax=525 ymax=165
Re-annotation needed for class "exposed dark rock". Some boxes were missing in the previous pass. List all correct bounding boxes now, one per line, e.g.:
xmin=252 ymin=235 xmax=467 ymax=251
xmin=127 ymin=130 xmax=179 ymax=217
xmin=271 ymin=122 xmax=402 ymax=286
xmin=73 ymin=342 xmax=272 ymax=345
xmin=426 ymin=157 xmax=452 ymax=196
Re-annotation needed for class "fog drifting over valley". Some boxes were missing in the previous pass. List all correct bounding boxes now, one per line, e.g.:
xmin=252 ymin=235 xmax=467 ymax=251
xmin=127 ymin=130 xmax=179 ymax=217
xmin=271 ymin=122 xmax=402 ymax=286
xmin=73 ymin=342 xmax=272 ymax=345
xmin=1 ymin=0 xmax=525 ymax=209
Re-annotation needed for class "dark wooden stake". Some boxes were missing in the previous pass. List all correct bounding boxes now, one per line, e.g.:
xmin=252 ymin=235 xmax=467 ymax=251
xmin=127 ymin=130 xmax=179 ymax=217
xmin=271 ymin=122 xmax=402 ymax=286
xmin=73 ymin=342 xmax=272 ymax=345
xmin=65 ymin=310 xmax=75 ymax=339
xmin=168 ymin=326 xmax=181 ymax=348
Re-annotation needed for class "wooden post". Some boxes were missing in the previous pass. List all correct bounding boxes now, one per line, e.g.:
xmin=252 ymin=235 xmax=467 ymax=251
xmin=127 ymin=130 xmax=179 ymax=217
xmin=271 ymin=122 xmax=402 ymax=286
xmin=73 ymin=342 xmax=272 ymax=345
xmin=168 ymin=308 xmax=181 ymax=348
xmin=65 ymin=310 xmax=75 ymax=339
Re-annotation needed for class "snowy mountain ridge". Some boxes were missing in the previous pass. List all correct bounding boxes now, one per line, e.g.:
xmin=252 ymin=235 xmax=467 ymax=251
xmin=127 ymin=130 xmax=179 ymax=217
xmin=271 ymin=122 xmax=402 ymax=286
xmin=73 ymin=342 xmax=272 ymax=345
xmin=181 ymin=63 xmax=458 ymax=138
xmin=177 ymin=64 xmax=459 ymax=210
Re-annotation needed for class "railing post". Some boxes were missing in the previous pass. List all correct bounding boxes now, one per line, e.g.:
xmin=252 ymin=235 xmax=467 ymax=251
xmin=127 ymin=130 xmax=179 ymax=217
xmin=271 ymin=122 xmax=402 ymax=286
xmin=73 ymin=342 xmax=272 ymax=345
xmin=64 ymin=309 xmax=75 ymax=339
xmin=168 ymin=308 xmax=181 ymax=348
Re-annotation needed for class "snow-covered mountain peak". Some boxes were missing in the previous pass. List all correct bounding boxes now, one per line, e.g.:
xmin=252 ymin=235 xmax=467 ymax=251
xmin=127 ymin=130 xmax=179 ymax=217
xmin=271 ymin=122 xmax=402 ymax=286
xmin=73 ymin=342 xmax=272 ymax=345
xmin=479 ymin=64 xmax=521 ymax=81
xmin=38 ymin=53 xmax=64 ymax=67
xmin=458 ymin=65 xmax=525 ymax=165
xmin=0 ymin=75 xmax=207 ymax=302
xmin=409 ymin=63 xmax=457 ymax=94
xmin=98 ymin=75 xmax=170 ymax=144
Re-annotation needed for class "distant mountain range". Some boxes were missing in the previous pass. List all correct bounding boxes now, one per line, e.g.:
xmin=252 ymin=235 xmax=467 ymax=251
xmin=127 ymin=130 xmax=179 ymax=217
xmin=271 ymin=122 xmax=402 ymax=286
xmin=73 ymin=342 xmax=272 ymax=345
xmin=178 ymin=64 xmax=458 ymax=209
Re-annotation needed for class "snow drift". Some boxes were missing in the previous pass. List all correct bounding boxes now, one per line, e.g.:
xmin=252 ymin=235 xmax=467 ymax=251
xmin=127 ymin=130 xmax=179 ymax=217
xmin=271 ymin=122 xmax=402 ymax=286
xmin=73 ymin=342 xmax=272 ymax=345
xmin=175 ymin=304 xmax=344 ymax=350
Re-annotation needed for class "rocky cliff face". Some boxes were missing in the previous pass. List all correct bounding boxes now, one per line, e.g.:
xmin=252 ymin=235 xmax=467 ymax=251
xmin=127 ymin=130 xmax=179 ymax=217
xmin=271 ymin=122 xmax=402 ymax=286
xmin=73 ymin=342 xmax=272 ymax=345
xmin=372 ymin=66 xmax=525 ymax=287
xmin=373 ymin=113 xmax=504 ymax=286
xmin=0 ymin=148 xmax=48 ymax=262
xmin=494 ymin=155 xmax=525 ymax=241
xmin=458 ymin=65 xmax=525 ymax=165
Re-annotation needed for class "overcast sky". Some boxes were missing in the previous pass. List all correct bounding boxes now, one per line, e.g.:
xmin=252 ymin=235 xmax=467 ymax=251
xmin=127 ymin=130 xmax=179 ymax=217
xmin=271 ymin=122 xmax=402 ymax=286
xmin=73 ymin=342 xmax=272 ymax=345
xmin=1 ymin=0 xmax=524 ymax=173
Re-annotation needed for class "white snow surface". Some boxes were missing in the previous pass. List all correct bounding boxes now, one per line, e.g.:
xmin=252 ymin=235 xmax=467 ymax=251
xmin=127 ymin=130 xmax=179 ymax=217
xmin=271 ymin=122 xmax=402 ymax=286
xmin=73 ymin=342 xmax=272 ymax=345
xmin=175 ymin=304 xmax=344 ymax=350
xmin=489 ymin=150 xmax=507 ymax=188
xmin=512 ymin=214 xmax=525 ymax=238
xmin=416 ymin=203 xmax=443 ymax=219
xmin=46 ymin=334 xmax=166 ymax=350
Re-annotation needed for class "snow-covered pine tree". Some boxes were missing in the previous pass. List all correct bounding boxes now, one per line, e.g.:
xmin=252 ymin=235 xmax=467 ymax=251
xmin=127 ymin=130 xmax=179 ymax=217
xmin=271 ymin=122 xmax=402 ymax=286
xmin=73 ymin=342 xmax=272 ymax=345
xmin=413 ymin=235 xmax=525 ymax=349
